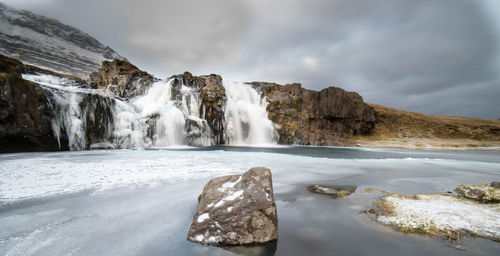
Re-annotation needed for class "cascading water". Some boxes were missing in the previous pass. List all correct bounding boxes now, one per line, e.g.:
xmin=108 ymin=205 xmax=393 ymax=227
xmin=22 ymin=73 xmax=216 ymax=150
xmin=22 ymin=73 xmax=277 ymax=150
xmin=223 ymin=81 xmax=276 ymax=146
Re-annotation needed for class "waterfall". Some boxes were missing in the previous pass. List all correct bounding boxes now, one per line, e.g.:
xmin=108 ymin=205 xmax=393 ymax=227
xmin=223 ymin=81 xmax=276 ymax=146
xmin=23 ymin=73 xmax=216 ymax=150
xmin=22 ymin=73 xmax=276 ymax=150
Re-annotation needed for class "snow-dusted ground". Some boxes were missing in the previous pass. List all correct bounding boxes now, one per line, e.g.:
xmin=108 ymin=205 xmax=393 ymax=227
xmin=377 ymin=194 xmax=500 ymax=240
xmin=1 ymin=147 xmax=499 ymax=255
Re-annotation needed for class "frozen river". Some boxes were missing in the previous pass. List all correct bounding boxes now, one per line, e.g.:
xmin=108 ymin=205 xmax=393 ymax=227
xmin=1 ymin=147 xmax=499 ymax=255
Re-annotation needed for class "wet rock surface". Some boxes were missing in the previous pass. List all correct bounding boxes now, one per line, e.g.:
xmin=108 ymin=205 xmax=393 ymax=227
xmin=171 ymin=72 xmax=226 ymax=144
xmin=248 ymin=82 xmax=377 ymax=146
xmin=455 ymin=182 xmax=500 ymax=203
xmin=187 ymin=167 xmax=278 ymax=246
xmin=306 ymin=184 xmax=357 ymax=198
xmin=0 ymin=54 xmax=65 ymax=152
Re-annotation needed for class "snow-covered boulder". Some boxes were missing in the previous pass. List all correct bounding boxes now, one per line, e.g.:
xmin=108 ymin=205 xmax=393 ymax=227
xmin=187 ymin=167 xmax=278 ymax=245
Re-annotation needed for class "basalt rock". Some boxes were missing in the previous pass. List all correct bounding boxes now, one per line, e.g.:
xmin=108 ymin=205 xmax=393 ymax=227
xmin=171 ymin=72 xmax=226 ymax=144
xmin=187 ymin=167 xmax=278 ymax=245
xmin=90 ymin=59 xmax=155 ymax=98
xmin=249 ymin=82 xmax=377 ymax=145
xmin=0 ymin=54 xmax=65 ymax=152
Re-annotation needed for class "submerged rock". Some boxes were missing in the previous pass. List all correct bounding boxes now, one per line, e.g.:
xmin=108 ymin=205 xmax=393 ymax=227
xmin=306 ymin=184 xmax=357 ymax=198
xmin=455 ymin=182 xmax=500 ymax=203
xmin=187 ymin=167 xmax=278 ymax=245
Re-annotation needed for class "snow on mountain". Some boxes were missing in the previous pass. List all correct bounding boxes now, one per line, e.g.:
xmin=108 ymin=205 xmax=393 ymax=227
xmin=0 ymin=2 xmax=124 ymax=77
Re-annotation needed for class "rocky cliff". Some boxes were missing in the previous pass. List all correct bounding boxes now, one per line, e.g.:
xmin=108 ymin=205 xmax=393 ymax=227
xmin=0 ymin=54 xmax=65 ymax=152
xmin=0 ymin=54 xmax=380 ymax=151
xmin=249 ymin=82 xmax=377 ymax=145
xmin=0 ymin=3 xmax=124 ymax=78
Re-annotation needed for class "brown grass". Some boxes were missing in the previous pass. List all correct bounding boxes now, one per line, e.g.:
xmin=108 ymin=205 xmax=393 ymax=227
xmin=353 ymin=104 xmax=500 ymax=150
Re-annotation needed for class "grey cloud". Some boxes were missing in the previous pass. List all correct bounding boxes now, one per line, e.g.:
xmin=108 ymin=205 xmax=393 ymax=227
xmin=2 ymin=0 xmax=499 ymax=118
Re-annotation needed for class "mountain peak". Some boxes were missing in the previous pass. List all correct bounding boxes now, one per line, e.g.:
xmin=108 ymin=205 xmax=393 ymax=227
xmin=0 ymin=2 xmax=124 ymax=77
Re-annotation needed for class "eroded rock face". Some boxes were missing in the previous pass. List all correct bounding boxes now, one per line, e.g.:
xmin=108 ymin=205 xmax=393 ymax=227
xmin=187 ymin=167 xmax=278 ymax=245
xmin=306 ymin=184 xmax=357 ymax=198
xmin=0 ymin=54 xmax=65 ymax=152
xmin=90 ymin=59 xmax=154 ymax=98
xmin=249 ymin=82 xmax=377 ymax=145
xmin=172 ymin=72 xmax=226 ymax=144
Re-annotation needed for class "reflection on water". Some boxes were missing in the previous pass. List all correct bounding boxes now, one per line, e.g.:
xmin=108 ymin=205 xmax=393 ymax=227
xmin=0 ymin=147 xmax=499 ymax=255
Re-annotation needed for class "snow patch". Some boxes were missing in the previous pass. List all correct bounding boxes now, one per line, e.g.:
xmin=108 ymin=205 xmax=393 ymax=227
xmin=377 ymin=194 xmax=500 ymax=240
xmin=214 ymin=190 xmax=244 ymax=208
xmin=218 ymin=176 xmax=242 ymax=192
xmin=197 ymin=213 xmax=210 ymax=223
xmin=194 ymin=234 xmax=204 ymax=242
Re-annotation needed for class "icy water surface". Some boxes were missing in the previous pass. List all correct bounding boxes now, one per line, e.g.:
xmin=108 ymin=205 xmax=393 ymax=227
xmin=0 ymin=147 xmax=499 ymax=255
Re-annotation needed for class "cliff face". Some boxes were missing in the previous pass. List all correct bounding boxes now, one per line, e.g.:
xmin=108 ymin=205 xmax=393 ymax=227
xmin=249 ymin=82 xmax=377 ymax=145
xmin=0 ymin=54 xmax=65 ymax=152
xmin=171 ymin=72 xmax=226 ymax=144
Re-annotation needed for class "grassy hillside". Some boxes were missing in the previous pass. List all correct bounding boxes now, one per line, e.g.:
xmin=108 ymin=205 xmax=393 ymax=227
xmin=353 ymin=104 xmax=500 ymax=150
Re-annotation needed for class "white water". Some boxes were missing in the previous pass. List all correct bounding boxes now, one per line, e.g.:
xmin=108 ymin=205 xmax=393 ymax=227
xmin=22 ymin=74 xmax=278 ymax=150
xmin=223 ymin=81 xmax=276 ymax=146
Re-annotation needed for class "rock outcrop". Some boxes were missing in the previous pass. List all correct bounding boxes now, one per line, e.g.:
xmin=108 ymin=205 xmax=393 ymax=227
xmin=0 ymin=54 xmax=65 ymax=152
xmin=187 ymin=167 xmax=278 ymax=245
xmin=306 ymin=184 xmax=357 ymax=198
xmin=249 ymin=82 xmax=377 ymax=145
xmin=90 ymin=59 xmax=155 ymax=98
xmin=171 ymin=72 xmax=226 ymax=144
xmin=455 ymin=182 xmax=500 ymax=203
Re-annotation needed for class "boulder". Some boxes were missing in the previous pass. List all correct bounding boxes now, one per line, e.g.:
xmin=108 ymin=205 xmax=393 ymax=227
xmin=306 ymin=184 xmax=357 ymax=198
xmin=187 ymin=167 xmax=278 ymax=245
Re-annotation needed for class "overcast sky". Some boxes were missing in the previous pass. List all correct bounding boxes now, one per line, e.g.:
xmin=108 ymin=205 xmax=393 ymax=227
xmin=4 ymin=0 xmax=500 ymax=119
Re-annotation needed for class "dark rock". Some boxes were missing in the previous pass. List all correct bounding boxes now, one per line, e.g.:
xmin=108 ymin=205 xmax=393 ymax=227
xmin=171 ymin=72 xmax=226 ymax=144
xmin=248 ymin=82 xmax=377 ymax=146
xmin=0 ymin=54 xmax=66 ymax=152
xmin=187 ymin=167 xmax=278 ymax=245
xmin=221 ymin=240 xmax=277 ymax=256
xmin=93 ymin=59 xmax=155 ymax=98
xmin=306 ymin=184 xmax=357 ymax=198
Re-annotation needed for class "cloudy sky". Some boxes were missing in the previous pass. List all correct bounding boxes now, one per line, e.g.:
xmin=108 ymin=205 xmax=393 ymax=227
xmin=4 ymin=0 xmax=500 ymax=119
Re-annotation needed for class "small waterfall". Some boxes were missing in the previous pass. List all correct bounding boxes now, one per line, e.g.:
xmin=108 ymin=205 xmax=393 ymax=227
xmin=23 ymin=73 xmax=216 ymax=150
xmin=223 ymin=81 xmax=276 ymax=146
xmin=22 ymin=73 xmax=277 ymax=150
